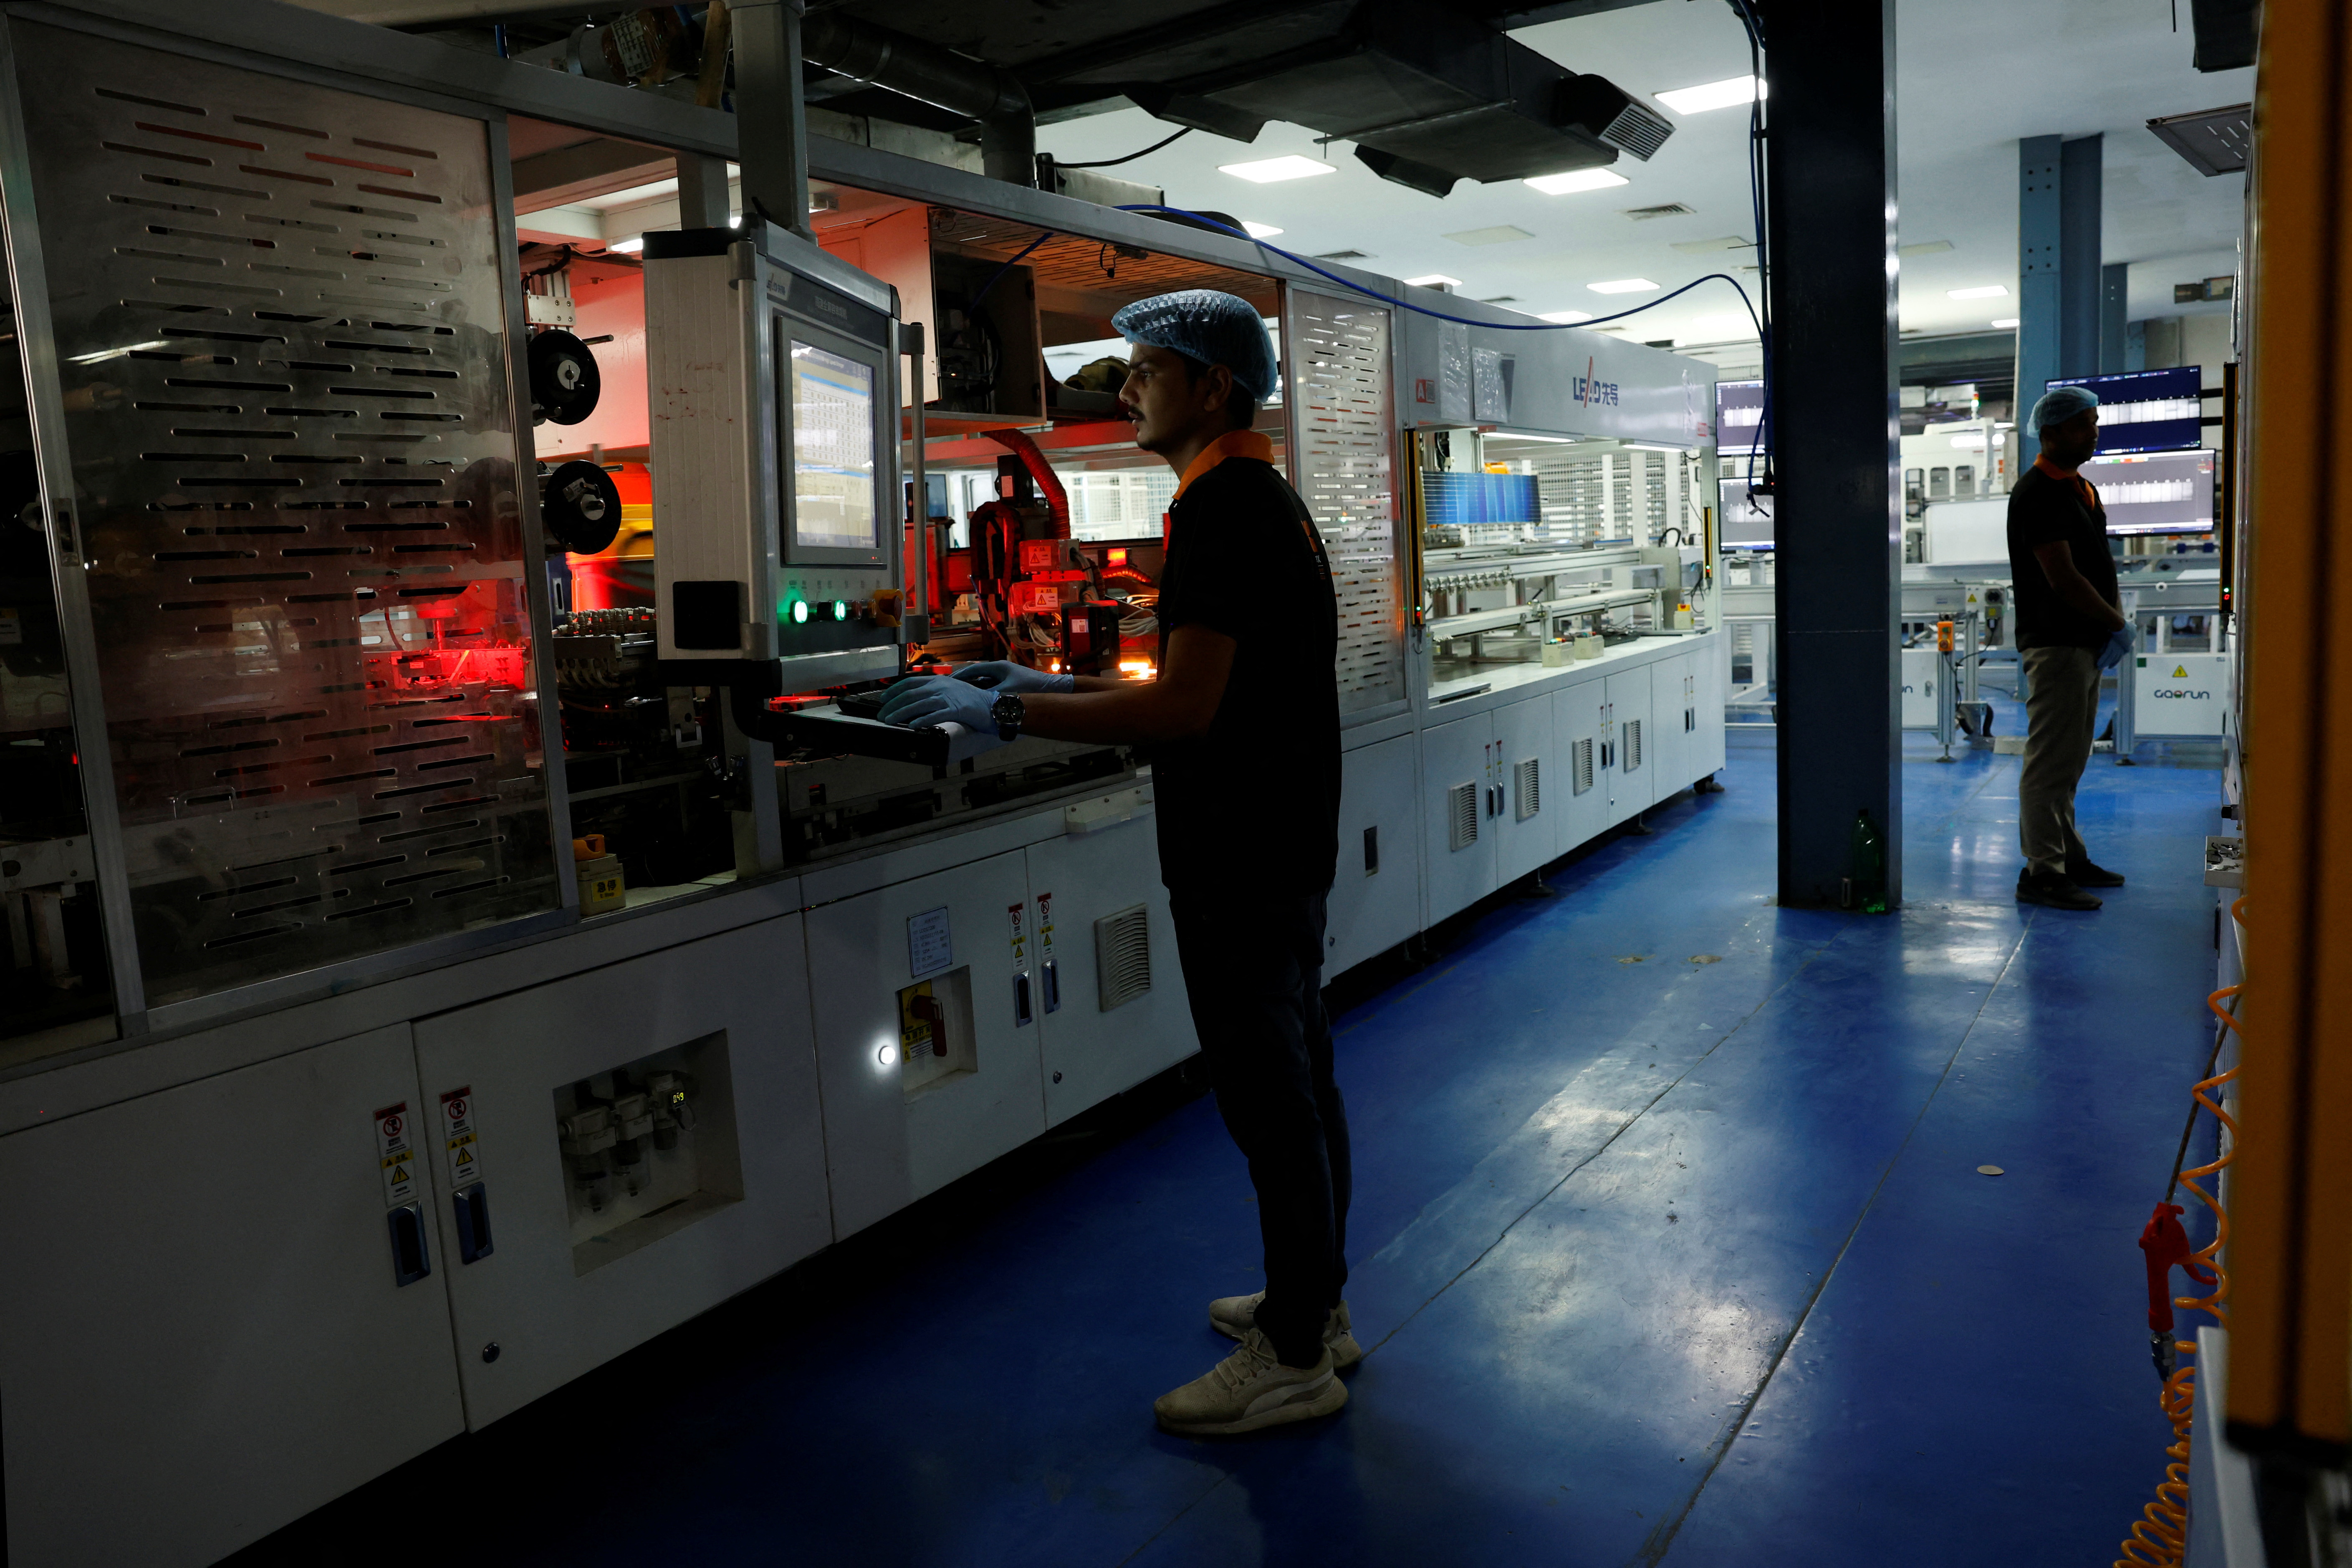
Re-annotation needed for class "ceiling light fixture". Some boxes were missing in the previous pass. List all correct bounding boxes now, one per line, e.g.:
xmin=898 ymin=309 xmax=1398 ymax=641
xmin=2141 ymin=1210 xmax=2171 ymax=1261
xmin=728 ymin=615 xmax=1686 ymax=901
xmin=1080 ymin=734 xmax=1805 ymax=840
xmin=1539 ymin=310 xmax=1594 ymax=323
xmin=1523 ymin=168 xmax=1629 ymax=196
xmin=1948 ymin=284 xmax=2009 ymax=299
xmin=606 ymin=236 xmax=645 ymax=253
xmin=1587 ymin=278 xmax=1659 ymax=294
xmin=1655 ymin=76 xmax=1765 ymax=116
xmin=1991 ymin=317 xmax=2021 ymax=329
xmin=1405 ymin=273 xmax=1463 ymax=288
xmin=1218 ymin=154 xmax=1335 ymax=183
xmin=1240 ymin=220 xmax=1284 ymax=238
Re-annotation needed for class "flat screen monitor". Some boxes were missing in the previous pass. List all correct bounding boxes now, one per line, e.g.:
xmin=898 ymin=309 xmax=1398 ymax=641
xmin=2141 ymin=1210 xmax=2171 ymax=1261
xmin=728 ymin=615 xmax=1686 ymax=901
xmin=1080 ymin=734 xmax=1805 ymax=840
xmin=788 ymin=340 xmax=878 ymax=552
xmin=1716 ymin=379 xmax=1766 ymax=457
xmin=1718 ymin=477 xmax=1772 ymax=546
xmin=2043 ymin=366 xmax=2204 ymax=454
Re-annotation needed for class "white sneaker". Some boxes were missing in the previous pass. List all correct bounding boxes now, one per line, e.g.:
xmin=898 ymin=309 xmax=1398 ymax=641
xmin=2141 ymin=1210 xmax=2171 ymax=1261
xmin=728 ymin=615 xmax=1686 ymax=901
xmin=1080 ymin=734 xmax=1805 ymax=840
xmin=1208 ymin=1292 xmax=1364 ymax=1370
xmin=1153 ymin=1327 xmax=1349 ymax=1437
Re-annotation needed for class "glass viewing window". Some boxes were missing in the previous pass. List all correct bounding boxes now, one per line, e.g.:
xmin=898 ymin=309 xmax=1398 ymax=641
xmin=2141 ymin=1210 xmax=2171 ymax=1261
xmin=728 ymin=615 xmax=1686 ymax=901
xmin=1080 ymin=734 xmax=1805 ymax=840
xmin=790 ymin=341 xmax=877 ymax=551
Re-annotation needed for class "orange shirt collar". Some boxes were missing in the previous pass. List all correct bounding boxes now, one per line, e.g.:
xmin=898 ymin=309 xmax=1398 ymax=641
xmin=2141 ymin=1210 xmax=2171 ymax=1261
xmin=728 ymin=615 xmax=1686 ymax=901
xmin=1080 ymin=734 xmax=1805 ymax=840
xmin=1173 ymin=429 xmax=1274 ymax=501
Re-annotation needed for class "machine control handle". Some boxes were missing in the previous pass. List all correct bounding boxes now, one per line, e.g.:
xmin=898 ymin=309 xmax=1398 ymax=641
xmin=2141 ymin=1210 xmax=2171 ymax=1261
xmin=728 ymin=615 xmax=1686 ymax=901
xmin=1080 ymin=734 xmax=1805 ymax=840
xmin=387 ymin=1202 xmax=432 ymax=1287
xmin=454 ymin=1182 xmax=494 ymax=1265
xmin=1014 ymin=971 xmax=1033 ymax=1028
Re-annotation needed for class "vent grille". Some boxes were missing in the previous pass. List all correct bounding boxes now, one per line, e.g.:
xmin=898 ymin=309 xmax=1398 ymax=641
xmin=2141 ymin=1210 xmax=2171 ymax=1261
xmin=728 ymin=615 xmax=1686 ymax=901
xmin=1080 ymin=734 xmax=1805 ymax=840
xmin=1623 ymin=202 xmax=1697 ymax=221
xmin=1290 ymin=289 xmax=1402 ymax=715
xmin=1311 ymin=248 xmax=1372 ymax=261
xmin=1602 ymin=99 xmax=1675 ymax=161
xmin=13 ymin=25 xmax=555 ymax=1005
xmin=1572 ymin=737 xmax=1595 ymax=795
xmin=1447 ymin=781 xmax=1479 ymax=850
xmin=1624 ymin=718 xmax=1644 ymax=773
xmin=1514 ymin=757 xmax=1540 ymax=821
xmin=1095 ymin=904 xmax=1152 ymax=1012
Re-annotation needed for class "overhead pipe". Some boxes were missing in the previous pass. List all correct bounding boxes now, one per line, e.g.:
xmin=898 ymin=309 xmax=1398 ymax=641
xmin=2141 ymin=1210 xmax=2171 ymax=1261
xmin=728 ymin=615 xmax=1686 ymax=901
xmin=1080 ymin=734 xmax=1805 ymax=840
xmin=799 ymin=10 xmax=1036 ymax=187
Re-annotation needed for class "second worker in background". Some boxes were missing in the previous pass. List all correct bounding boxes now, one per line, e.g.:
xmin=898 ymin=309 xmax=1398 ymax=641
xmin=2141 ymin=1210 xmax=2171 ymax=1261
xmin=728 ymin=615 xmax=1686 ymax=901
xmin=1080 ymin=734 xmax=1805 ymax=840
xmin=881 ymin=290 xmax=1356 ymax=1436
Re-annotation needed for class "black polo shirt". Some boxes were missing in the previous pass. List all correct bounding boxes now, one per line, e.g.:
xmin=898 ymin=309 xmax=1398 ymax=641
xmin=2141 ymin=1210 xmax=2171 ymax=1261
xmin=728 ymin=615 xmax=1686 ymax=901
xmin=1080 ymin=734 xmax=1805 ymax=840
xmin=1151 ymin=443 xmax=1340 ymax=896
xmin=2006 ymin=460 xmax=2120 ymax=651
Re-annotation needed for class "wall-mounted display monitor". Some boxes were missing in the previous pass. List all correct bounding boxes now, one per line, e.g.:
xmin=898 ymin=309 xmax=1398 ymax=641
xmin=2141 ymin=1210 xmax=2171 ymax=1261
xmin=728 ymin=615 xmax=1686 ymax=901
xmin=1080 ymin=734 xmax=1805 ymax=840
xmin=2043 ymin=366 xmax=2205 ymax=454
xmin=2082 ymin=449 xmax=2216 ymax=534
xmin=1718 ymin=477 xmax=1773 ymax=547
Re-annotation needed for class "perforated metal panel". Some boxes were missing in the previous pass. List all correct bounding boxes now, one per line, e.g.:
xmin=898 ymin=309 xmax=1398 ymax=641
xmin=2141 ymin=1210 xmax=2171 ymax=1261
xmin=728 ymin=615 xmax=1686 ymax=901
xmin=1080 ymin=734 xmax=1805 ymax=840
xmin=1571 ymin=737 xmax=1594 ymax=795
xmin=9 ymin=25 xmax=557 ymax=1006
xmin=1513 ymin=757 xmax=1539 ymax=821
xmin=1288 ymin=290 xmax=1402 ymax=715
xmin=1623 ymin=718 xmax=1643 ymax=773
xmin=1446 ymin=781 xmax=1478 ymax=851
xmin=1093 ymin=903 xmax=1151 ymax=1013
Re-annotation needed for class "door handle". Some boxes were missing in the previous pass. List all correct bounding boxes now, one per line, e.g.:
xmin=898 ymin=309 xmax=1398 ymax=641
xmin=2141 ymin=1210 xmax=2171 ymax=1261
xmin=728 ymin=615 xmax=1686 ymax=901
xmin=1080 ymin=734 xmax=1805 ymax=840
xmin=1041 ymin=959 xmax=1061 ymax=1014
xmin=1014 ymin=971 xmax=1033 ymax=1027
xmin=454 ymin=1182 xmax=493 ymax=1265
xmin=387 ymin=1202 xmax=432 ymax=1286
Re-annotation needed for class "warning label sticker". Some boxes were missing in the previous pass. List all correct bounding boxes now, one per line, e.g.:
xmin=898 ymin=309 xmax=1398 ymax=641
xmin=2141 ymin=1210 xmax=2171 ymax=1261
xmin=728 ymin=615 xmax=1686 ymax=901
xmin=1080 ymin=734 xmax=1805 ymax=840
xmin=1036 ymin=893 xmax=1055 ymax=962
xmin=373 ymin=1102 xmax=418 ymax=1208
xmin=1006 ymin=901 xmax=1030 ymax=972
xmin=440 ymin=1086 xmax=481 ymax=1188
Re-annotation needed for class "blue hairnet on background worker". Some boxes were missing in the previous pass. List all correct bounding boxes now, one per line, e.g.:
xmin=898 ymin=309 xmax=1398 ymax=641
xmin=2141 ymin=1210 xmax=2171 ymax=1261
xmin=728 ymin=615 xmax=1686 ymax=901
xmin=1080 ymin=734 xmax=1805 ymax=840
xmin=2006 ymin=384 xmax=2130 ymax=910
xmin=881 ymin=288 xmax=1352 ymax=1437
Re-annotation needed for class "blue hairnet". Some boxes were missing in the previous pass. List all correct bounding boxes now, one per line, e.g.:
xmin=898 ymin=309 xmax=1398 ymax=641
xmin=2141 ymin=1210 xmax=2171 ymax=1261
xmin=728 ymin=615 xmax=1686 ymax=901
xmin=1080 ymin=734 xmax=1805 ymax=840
xmin=2029 ymin=384 xmax=2100 ymax=433
xmin=1110 ymin=289 xmax=1281 ymax=403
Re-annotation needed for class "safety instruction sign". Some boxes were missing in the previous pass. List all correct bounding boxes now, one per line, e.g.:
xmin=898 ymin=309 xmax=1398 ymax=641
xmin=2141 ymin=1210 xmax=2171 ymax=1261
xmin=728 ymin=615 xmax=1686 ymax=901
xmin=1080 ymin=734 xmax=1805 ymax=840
xmin=1036 ymin=893 xmax=1055 ymax=963
xmin=373 ymin=1102 xmax=418 ymax=1207
xmin=439 ymin=1086 xmax=482 ymax=1187
xmin=1006 ymin=901 xmax=1030 ymax=972
xmin=908 ymin=906 xmax=952 ymax=979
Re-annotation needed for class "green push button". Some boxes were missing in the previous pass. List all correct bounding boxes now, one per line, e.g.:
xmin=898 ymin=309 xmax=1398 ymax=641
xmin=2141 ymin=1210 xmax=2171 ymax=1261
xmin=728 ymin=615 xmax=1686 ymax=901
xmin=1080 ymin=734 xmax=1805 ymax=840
xmin=791 ymin=600 xmax=809 ymax=625
xmin=832 ymin=599 xmax=849 ymax=622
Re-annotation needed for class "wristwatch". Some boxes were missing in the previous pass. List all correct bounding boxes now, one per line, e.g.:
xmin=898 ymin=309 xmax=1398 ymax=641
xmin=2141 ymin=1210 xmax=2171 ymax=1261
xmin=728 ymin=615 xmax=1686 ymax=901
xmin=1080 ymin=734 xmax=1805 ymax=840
xmin=990 ymin=692 xmax=1024 ymax=742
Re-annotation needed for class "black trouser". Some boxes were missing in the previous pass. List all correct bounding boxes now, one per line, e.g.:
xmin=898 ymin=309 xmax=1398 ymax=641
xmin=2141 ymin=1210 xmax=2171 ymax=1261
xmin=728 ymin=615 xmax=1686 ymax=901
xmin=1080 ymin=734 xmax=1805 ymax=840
xmin=1168 ymin=886 xmax=1351 ymax=1368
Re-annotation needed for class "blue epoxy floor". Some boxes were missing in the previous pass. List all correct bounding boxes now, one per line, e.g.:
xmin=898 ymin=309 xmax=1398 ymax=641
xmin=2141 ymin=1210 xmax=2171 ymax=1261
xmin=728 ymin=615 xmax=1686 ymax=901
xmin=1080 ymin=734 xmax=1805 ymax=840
xmin=238 ymin=728 xmax=2227 ymax=1568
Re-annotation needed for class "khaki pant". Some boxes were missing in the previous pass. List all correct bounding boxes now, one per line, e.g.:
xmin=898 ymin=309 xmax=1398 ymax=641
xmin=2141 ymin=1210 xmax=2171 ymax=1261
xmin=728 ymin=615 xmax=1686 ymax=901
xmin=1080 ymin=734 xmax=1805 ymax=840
xmin=2019 ymin=645 xmax=2102 ymax=876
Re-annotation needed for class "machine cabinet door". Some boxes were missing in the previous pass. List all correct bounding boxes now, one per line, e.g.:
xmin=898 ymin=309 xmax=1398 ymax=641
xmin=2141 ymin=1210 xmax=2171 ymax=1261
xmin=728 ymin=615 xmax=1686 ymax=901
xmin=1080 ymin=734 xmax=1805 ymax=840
xmin=0 ymin=1025 xmax=465 ymax=1568
xmin=1029 ymin=816 xmax=1193 ymax=1127
xmin=806 ymin=847 xmax=1045 ymax=1236
xmin=1327 ymin=732 xmax=1422 ymax=975
xmin=1693 ymin=634 xmax=1729 ymax=780
xmin=412 ymin=918 xmax=827 ymax=1429
xmin=1604 ymin=665 xmax=1656 ymax=824
xmin=1493 ymin=695 xmax=1556 ymax=885
xmin=1647 ymin=651 xmax=1694 ymax=800
xmin=1551 ymin=679 xmax=1612 ymax=858
xmin=1420 ymin=711 xmax=1497 ymax=925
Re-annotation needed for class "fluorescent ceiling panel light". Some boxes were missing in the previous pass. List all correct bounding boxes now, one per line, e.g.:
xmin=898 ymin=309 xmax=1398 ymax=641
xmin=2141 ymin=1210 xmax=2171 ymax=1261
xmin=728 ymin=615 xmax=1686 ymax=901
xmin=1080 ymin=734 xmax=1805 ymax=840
xmin=605 ymin=236 xmax=645 ymax=253
xmin=1218 ymin=154 xmax=1335 ymax=183
xmin=1587 ymin=278 xmax=1659 ymax=294
xmin=1655 ymin=75 xmax=1764 ymax=116
xmin=1239 ymin=220 xmax=1284 ymax=238
xmin=1444 ymin=224 xmax=1536 ymax=245
xmin=1405 ymin=273 xmax=1463 ymax=288
xmin=1991 ymin=317 xmax=2021 ymax=329
xmin=1539 ymin=310 xmax=1594 ymax=323
xmin=1898 ymin=240 xmax=1954 ymax=256
xmin=1523 ymin=167 xmax=1629 ymax=195
xmin=1948 ymin=284 xmax=2009 ymax=299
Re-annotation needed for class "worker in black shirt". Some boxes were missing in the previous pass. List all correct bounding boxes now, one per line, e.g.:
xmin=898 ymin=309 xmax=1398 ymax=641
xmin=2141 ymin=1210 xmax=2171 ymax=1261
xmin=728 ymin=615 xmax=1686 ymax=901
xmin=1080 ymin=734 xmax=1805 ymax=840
xmin=881 ymin=290 xmax=1352 ymax=1436
xmin=2006 ymin=385 xmax=2131 ymax=911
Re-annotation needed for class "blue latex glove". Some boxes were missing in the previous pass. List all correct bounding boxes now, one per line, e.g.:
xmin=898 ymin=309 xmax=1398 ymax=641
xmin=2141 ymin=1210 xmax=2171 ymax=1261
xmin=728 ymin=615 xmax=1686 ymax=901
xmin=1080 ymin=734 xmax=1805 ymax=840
xmin=950 ymin=660 xmax=1074 ymax=694
xmin=878 ymin=674 xmax=999 ymax=731
xmin=2097 ymin=624 xmax=2132 ymax=672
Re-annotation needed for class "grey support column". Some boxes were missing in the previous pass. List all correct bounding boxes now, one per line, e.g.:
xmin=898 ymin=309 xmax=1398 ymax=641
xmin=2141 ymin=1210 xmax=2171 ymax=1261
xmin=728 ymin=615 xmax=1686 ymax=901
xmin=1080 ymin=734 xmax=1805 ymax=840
xmin=1765 ymin=0 xmax=1902 ymax=908
xmin=676 ymin=152 xmax=733 ymax=230
xmin=2017 ymin=135 xmax=2061 ymax=464
xmin=2101 ymin=261 xmax=2131 ymax=372
xmin=728 ymin=0 xmax=813 ymax=239
xmin=2060 ymin=135 xmax=2103 ymax=376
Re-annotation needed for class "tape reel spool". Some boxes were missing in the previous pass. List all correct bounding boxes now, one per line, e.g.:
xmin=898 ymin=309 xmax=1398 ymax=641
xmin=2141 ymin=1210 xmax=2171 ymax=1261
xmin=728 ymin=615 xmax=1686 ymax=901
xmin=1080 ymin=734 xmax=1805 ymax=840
xmin=529 ymin=329 xmax=601 ymax=427
xmin=540 ymin=460 xmax=623 ymax=555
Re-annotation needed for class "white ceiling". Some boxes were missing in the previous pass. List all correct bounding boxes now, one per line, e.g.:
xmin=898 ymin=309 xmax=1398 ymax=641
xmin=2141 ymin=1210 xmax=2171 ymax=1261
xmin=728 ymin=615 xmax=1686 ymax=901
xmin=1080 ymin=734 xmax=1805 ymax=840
xmin=1032 ymin=0 xmax=2251 ymax=369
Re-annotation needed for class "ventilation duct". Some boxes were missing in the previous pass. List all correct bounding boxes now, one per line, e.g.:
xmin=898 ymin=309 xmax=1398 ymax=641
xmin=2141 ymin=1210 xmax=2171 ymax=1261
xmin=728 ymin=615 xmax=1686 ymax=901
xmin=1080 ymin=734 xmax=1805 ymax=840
xmin=1081 ymin=0 xmax=1670 ymax=198
xmin=800 ymin=10 xmax=1037 ymax=186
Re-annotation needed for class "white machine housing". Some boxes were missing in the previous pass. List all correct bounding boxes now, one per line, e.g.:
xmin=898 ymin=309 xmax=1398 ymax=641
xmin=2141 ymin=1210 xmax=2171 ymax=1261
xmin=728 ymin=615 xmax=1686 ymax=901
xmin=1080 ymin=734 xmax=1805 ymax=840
xmin=645 ymin=222 xmax=905 ymax=687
